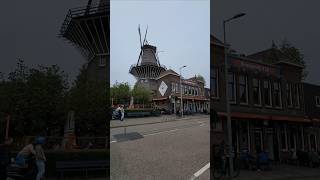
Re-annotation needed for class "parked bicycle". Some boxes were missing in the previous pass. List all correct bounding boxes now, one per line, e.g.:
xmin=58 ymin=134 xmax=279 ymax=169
xmin=213 ymin=153 xmax=240 ymax=179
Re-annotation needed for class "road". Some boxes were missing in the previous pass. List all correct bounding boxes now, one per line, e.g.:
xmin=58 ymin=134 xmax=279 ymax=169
xmin=110 ymin=115 xmax=210 ymax=180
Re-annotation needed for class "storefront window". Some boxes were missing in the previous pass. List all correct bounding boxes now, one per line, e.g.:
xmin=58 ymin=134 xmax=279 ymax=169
xmin=239 ymin=75 xmax=248 ymax=104
xmin=273 ymin=82 xmax=282 ymax=108
xmin=280 ymin=125 xmax=287 ymax=150
xmin=253 ymin=78 xmax=261 ymax=105
xmin=228 ymin=72 xmax=236 ymax=102
xmin=310 ymin=134 xmax=317 ymax=151
xmin=264 ymin=80 xmax=272 ymax=107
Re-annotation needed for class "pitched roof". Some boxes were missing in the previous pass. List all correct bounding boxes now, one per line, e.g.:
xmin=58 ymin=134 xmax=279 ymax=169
xmin=247 ymin=47 xmax=304 ymax=68
xmin=157 ymin=69 xmax=180 ymax=79
xmin=210 ymin=35 xmax=225 ymax=47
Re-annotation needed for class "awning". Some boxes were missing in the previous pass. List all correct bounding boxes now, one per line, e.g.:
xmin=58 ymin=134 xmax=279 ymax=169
xmin=217 ymin=111 xmax=309 ymax=123
xmin=152 ymin=97 xmax=168 ymax=101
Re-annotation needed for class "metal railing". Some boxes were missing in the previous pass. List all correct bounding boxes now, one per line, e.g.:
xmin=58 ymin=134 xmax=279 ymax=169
xmin=59 ymin=4 xmax=109 ymax=36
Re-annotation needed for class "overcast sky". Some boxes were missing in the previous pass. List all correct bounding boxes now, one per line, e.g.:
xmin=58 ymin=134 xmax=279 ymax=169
xmin=0 ymin=0 xmax=89 ymax=82
xmin=212 ymin=0 xmax=320 ymax=85
xmin=111 ymin=0 xmax=210 ymax=88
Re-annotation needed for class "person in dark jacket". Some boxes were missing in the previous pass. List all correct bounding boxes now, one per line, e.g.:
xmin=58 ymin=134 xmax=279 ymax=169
xmin=0 ymin=138 xmax=13 ymax=179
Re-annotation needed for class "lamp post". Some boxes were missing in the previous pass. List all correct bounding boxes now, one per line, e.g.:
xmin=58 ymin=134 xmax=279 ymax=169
xmin=179 ymin=65 xmax=187 ymax=118
xmin=223 ymin=12 xmax=246 ymax=177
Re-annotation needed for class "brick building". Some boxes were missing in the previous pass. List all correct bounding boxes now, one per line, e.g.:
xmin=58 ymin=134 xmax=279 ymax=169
xmin=211 ymin=35 xmax=320 ymax=162
xmin=130 ymin=33 xmax=209 ymax=114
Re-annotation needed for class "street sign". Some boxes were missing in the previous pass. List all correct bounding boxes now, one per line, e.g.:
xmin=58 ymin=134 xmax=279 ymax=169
xmin=159 ymin=81 xmax=168 ymax=96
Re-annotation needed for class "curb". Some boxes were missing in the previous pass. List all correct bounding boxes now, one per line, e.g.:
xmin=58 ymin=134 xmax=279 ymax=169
xmin=110 ymin=116 xmax=209 ymax=128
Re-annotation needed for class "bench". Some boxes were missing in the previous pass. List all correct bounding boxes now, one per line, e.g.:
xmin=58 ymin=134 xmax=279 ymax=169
xmin=56 ymin=160 xmax=108 ymax=179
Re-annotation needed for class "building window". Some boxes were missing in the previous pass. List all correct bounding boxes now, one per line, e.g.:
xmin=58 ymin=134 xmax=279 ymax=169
xmin=228 ymin=72 xmax=236 ymax=103
xmin=171 ymin=82 xmax=175 ymax=93
xmin=263 ymin=80 xmax=272 ymax=107
xmin=273 ymin=81 xmax=282 ymax=108
xmin=293 ymin=84 xmax=300 ymax=108
xmin=316 ymin=96 xmax=320 ymax=107
xmin=175 ymin=83 xmax=179 ymax=93
xmin=289 ymin=130 xmax=296 ymax=150
xmin=310 ymin=134 xmax=317 ymax=151
xmin=239 ymin=75 xmax=248 ymax=104
xmin=99 ymin=57 xmax=106 ymax=67
xmin=286 ymin=83 xmax=293 ymax=107
xmin=211 ymin=68 xmax=219 ymax=98
xmin=253 ymin=78 xmax=261 ymax=106
xmin=280 ymin=125 xmax=288 ymax=150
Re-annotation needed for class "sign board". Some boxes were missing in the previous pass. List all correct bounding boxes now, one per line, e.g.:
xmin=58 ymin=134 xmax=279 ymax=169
xmin=159 ymin=81 xmax=168 ymax=96
xmin=230 ymin=58 xmax=281 ymax=78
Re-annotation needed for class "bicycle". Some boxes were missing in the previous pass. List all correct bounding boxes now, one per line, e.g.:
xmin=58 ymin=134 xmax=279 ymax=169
xmin=212 ymin=154 xmax=240 ymax=179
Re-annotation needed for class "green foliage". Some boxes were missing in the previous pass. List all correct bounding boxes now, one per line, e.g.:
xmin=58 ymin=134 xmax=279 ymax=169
xmin=279 ymin=39 xmax=308 ymax=79
xmin=0 ymin=59 xmax=68 ymax=137
xmin=110 ymin=82 xmax=131 ymax=105
xmin=131 ymin=85 xmax=152 ymax=106
xmin=67 ymin=65 xmax=108 ymax=136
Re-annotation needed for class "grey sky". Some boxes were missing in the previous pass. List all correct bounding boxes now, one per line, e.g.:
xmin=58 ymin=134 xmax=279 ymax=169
xmin=111 ymin=0 xmax=210 ymax=87
xmin=0 ymin=0 xmax=89 ymax=81
xmin=212 ymin=0 xmax=320 ymax=85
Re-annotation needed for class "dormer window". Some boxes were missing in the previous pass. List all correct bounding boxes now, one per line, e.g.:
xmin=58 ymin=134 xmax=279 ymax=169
xmin=99 ymin=57 xmax=106 ymax=67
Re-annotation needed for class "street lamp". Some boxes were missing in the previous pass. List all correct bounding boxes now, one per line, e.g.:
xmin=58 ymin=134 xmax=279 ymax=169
xmin=223 ymin=12 xmax=246 ymax=177
xmin=179 ymin=65 xmax=187 ymax=118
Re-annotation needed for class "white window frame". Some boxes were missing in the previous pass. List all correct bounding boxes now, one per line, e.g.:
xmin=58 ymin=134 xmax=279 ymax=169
xmin=228 ymin=72 xmax=236 ymax=104
xmin=212 ymin=68 xmax=219 ymax=99
xmin=253 ymin=78 xmax=262 ymax=107
xmin=295 ymin=84 xmax=300 ymax=108
xmin=280 ymin=125 xmax=288 ymax=151
xmin=273 ymin=81 xmax=282 ymax=108
xmin=239 ymin=75 xmax=248 ymax=105
xmin=287 ymin=83 xmax=293 ymax=108
xmin=264 ymin=80 xmax=272 ymax=107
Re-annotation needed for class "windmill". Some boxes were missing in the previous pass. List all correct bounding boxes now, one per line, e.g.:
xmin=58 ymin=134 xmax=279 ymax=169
xmin=129 ymin=25 xmax=166 ymax=86
xmin=136 ymin=25 xmax=161 ymax=67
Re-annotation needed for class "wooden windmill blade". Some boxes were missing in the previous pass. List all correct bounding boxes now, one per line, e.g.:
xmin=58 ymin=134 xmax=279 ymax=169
xmin=143 ymin=25 xmax=148 ymax=45
xmin=138 ymin=24 xmax=143 ymax=48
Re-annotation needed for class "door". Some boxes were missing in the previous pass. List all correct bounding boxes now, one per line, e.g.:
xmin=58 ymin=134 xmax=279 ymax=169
xmin=265 ymin=133 xmax=274 ymax=160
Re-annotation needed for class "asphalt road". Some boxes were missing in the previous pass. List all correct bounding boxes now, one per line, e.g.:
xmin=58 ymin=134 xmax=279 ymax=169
xmin=110 ymin=115 xmax=210 ymax=180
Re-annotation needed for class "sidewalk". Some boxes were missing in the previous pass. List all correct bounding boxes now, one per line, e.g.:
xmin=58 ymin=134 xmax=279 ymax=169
xmin=237 ymin=164 xmax=320 ymax=180
xmin=110 ymin=114 xmax=209 ymax=128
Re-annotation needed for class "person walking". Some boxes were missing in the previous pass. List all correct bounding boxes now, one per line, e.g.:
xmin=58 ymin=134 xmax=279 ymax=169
xmin=120 ymin=105 xmax=125 ymax=121
xmin=116 ymin=105 xmax=122 ymax=120
xmin=35 ymin=137 xmax=46 ymax=180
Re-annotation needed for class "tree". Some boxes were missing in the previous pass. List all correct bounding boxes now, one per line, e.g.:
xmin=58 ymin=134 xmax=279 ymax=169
xmin=196 ymin=74 xmax=206 ymax=86
xmin=67 ymin=65 xmax=108 ymax=136
xmin=110 ymin=82 xmax=131 ymax=106
xmin=0 ymin=60 xmax=68 ymax=136
xmin=280 ymin=39 xmax=308 ymax=79
xmin=131 ymin=85 xmax=152 ymax=107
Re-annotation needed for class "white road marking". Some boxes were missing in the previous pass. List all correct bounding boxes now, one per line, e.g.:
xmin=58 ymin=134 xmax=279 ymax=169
xmin=143 ymin=128 xmax=180 ymax=137
xmin=111 ymin=121 xmax=207 ymax=143
xmin=190 ymin=162 xmax=210 ymax=180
